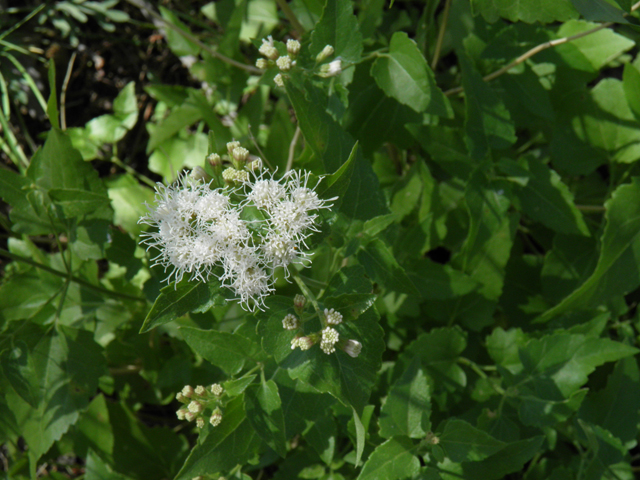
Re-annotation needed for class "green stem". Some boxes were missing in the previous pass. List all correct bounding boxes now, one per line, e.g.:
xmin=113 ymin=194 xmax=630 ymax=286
xmin=457 ymin=357 xmax=506 ymax=395
xmin=0 ymin=248 xmax=145 ymax=303
xmin=293 ymin=272 xmax=322 ymax=319
xmin=111 ymin=156 xmax=157 ymax=188
xmin=275 ymin=0 xmax=305 ymax=35
xmin=430 ymin=0 xmax=452 ymax=70
xmin=124 ymin=0 xmax=261 ymax=74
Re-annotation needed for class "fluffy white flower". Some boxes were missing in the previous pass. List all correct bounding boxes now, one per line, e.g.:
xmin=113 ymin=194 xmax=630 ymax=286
xmin=248 ymin=178 xmax=287 ymax=211
xmin=140 ymin=164 xmax=336 ymax=311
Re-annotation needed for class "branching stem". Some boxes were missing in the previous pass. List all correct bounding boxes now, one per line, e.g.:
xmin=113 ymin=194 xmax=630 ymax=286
xmin=431 ymin=0 xmax=452 ymax=70
xmin=445 ymin=1 xmax=640 ymax=96
xmin=125 ymin=0 xmax=261 ymax=74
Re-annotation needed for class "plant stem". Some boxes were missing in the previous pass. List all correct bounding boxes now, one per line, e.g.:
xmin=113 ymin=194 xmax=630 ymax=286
xmin=285 ymin=125 xmax=301 ymax=173
xmin=0 ymin=248 xmax=145 ymax=303
xmin=125 ymin=0 xmax=261 ymax=75
xmin=275 ymin=0 xmax=305 ymax=36
xmin=293 ymin=272 xmax=322 ymax=319
xmin=111 ymin=156 xmax=157 ymax=188
xmin=444 ymin=0 xmax=640 ymax=96
xmin=431 ymin=0 xmax=452 ymax=70
xmin=60 ymin=51 xmax=76 ymax=131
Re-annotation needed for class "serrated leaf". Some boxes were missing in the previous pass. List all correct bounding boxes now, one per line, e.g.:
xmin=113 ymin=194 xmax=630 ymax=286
xmin=140 ymin=278 xmax=231 ymax=332
xmin=556 ymin=20 xmax=635 ymax=72
xmin=180 ymin=327 xmax=256 ymax=375
xmin=440 ymin=419 xmax=505 ymax=463
xmin=570 ymin=0 xmax=629 ymax=22
xmin=49 ymin=188 xmax=112 ymax=218
xmin=498 ymin=157 xmax=589 ymax=236
xmin=357 ymin=238 xmax=419 ymax=295
xmin=379 ymin=358 xmax=431 ymax=439
xmin=580 ymin=356 xmax=640 ymax=444
xmin=357 ymin=437 xmax=420 ymax=480
xmin=461 ymin=436 xmax=545 ymax=480
xmin=5 ymin=326 xmax=105 ymax=462
xmin=400 ymin=327 xmax=467 ymax=391
xmin=371 ymin=32 xmax=451 ymax=116
xmin=175 ymin=396 xmax=261 ymax=480
xmin=460 ymin=55 xmax=517 ymax=160
xmin=245 ymin=379 xmax=287 ymax=457
xmin=537 ymin=178 xmax=640 ymax=321
xmin=310 ymin=0 xmax=362 ymax=84
xmin=261 ymin=305 xmax=383 ymax=415
xmin=473 ymin=0 xmax=578 ymax=23
xmin=1 ymin=341 xmax=40 ymax=407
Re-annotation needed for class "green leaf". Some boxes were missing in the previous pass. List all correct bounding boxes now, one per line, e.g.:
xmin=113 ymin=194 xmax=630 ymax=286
xmin=285 ymin=80 xmax=388 ymax=220
xmin=357 ymin=238 xmax=419 ymax=295
xmin=473 ymin=0 xmax=578 ymax=23
xmin=140 ymin=278 xmax=231 ymax=332
xmin=6 ymin=326 xmax=106 ymax=462
xmin=274 ymin=307 xmax=384 ymax=415
xmin=580 ymin=356 xmax=640 ymax=444
xmin=0 ymin=168 xmax=50 ymax=234
xmin=556 ymin=21 xmax=635 ymax=72
xmin=453 ymin=169 xmax=516 ymax=300
xmin=537 ymin=178 xmax=640 ymax=321
xmin=400 ymin=327 xmax=467 ymax=391
xmin=623 ymin=63 xmax=640 ymax=119
xmin=107 ymin=174 xmax=154 ymax=236
xmin=345 ymin=65 xmax=421 ymax=157
xmin=180 ymin=327 xmax=256 ymax=375
xmin=460 ymin=55 xmax=517 ymax=160
xmin=357 ymin=437 xmax=420 ymax=480
xmin=47 ymin=59 xmax=59 ymax=129
xmin=498 ymin=157 xmax=589 ymax=236
xmin=175 ymin=396 xmax=261 ymax=479
xmin=440 ymin=419 xmax=505 ymax=463
xmin=159 ymin=6 xmax=201 ymax=57
xmin=0 ymin=341 xmax=40 ymax=407
xmin=352 ymin=408 xmax=366 ymax=467
xmin=245 ymin=379 xmax=287 ymax=457
xmin=516 ymin=334 xmax=637 ymax=398
xmin=379 ymin=358 xmax=431 ymax=439
xmin=485 ymin=327 xmax=528 ymax=374
xmin=371 ymin=32 xmax=451 ymax=116
xmin=570 ymin=0 xmax=629 ymax=22
xmin=461 ymin=436 xmax=545 ymax=480
xmin=310 ymin=0 xmax=363 ymax=83
xmin=541 ymin=234 xmax=598 ymax=304
xmin=49 ymin=188 xmax=112 ymax=218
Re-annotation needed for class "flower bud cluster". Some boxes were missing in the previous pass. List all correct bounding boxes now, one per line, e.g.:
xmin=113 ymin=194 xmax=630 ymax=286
xmin=256 ymin=36 xmax=301 ymax=87
xmin=175 ymin=384 xmax=225 ymax=429
xmin=286 ymin=302 xmax=362 ymax=358
xmin=139 ymin=143 xmax=336 ymax=311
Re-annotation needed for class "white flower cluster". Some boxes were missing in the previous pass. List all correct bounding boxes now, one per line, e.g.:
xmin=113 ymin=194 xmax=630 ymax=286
xmin=140 ymin=162 xmax=334 ymax=311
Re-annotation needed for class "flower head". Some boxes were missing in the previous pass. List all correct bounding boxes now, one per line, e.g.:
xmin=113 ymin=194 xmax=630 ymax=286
xmin=343 ymin=339 xmax=362 ymax=358
xmin=320 ymin=327 xmax=339 ymax=354
xmin=282 ymin=313 xmax=299 ymax=330
xmin=291 ymin=336 xmax=314 ymax=350
xmin=287 ymin=39 xmax=301 ymax=56
xmin=274 ymin=73 xmax=284 ymax=87
xmin=259 ymin=36 xmax=279 ymax=60
xmin=140 ymin=157 xmax=336 ymax=311
xmin=210 ymin=409 xmax=223 ymax=427
xmin=276 ymin=55 xmax=292 ymax=71
xmin=316 ymin=45 xmax=334 ymax=62
xmin=210 ymin=383 xmax=224 ymax=396
xmin=319 ymin=59 xmax=342 ymax=78
xmin=324 ymin=308 xmax=343 ymax=325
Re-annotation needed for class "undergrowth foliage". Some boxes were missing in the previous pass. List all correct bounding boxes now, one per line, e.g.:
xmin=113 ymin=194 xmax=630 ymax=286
xmin=2 ymin=0 xmax=640 ymax=479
